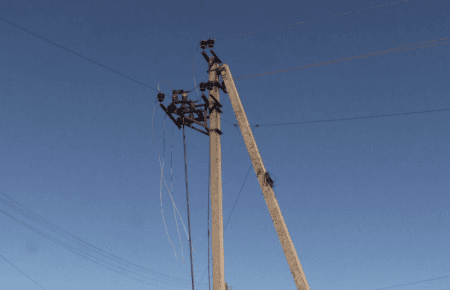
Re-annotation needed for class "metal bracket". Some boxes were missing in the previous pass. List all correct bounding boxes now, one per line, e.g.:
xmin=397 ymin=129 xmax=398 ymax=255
xmin=208 ymin=128 xmax=223 ymax=135
xmin=160 ymin=104 xmax=182 ymax=129
xmin=209 ymin=94 xmax=223 ymax=114
xmin=265 ymin=172 xmax=274 ymax=188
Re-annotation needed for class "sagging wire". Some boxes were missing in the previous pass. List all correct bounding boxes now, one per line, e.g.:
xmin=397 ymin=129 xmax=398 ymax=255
xmin=153 ymin=82 xmax=197 ymax=262
xmin=170 ymin=123 xmax=185 ymax=263
xmin=0 ymin=191 xmax=201 ymax=287
xmin=0 ymin=254 xmax=47 ymax=290
xmin=155 ymin=101 xmax=177 ymax=262
xmin=193 ymin=43 xmax=201 ymax=102
xmin=211 ymin=0 xmax=411 ymax=41
xmin=0 ymin=209 xmax=173 ymax=290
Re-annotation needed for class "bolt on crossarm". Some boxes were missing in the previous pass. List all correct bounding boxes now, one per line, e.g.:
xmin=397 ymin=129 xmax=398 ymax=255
xmin=199 ymin=38 xmax=311 ymax=290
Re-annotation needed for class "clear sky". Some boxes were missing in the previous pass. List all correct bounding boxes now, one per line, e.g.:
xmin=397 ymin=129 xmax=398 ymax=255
xmin=1 ymin=0 xmax=449 ymax=289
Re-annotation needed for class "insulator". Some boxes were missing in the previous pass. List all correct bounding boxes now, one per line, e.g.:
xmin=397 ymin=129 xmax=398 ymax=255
xmin=181 ymin=92 xmax=188 ymax=100
xmin=206 ymin=38 xmax=214 ymax=48
xmin=200 ymin=40 xmax=208 ymax=49
xmin=172 ymin=93 xmax=178 ymax=102
xmin=195 ymin=110 xmax=205 ymax=122
xmin=167 ymin=103 xmax=176 ymax=114
xmin=199 ymin=82 xmax=207 ymax=92
xmin=206 ymin=81 xmax=214 ymax=91
xmin=157 ymin=92 xmax=165 ymax=102
xmin=177 ymin=106 xmax=185 ymax=116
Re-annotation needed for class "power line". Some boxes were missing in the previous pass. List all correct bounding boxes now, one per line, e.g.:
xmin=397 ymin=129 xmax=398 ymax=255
xmin=0 ymin=254 xmax=48 ymax=290
xmin=159 ymin=113 xmax=178 ymax=262
xmin=0 ymin=17 xmax=161 ymax=92
xmin=0 ymin=208 xmax=177 ymax=289
xmin=152 ymin=99 xmax=199 ymax=259
xmin=221 ymin=108 xmax=450 ymax=128
xmin=212 ymin=0 xmax=411 ymax=41
xmin=224 ymin=164 xmax=252 ymax=231
xmin=169 ymin=118 xmax=187 ymax=264
xmin=197 ymin=162 xmax=254 ymax=289
xmin=0 ymin=17 xmax=197 ymax=95
xmin=374 ymin=274 xmax=450 ymax=290
xmin=231 ymin=36 xmax=450 ymax=81
xmin=0 ymin=190 xmax=200 ymax=288
xmin=196 ymin=106 xmax=450 ymax=288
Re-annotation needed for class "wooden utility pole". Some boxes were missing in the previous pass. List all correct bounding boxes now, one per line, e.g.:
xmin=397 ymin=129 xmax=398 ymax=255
xmin=220 ymin=64 xmax=311 ymax=290
xmin=208 ymin=60 xmax=225 ymax=290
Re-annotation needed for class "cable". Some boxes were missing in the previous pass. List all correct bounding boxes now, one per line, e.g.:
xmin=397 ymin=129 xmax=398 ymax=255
xmin=0 ymin=208 xmax=177 ymax=290
xmin=252 ymin=108 xmax=450 ymax=127
xmin=197 ymin=121 xmax=256 ymax=288
xmin=193 ymin=43 xmax=201 ymax=101
xmin=182 ymin=120 xmax=196 ymax=290
xmin=0 ymin=17 xmax=160 ymax=93
xmin=152 ymin=96 xmax=199 ymax=258
xmin=231 ymin=36 xmax=450 ymax=82
xmin=224 ymin=164 xmax=253 ymax=231
xmin=221 ymin=108 xmax=450 ymax=128
xmin=0 ymin=192 xmax=200 ymax=288
xmin=160 ymin=113 xmax=178 ymax=262
xmin=170 ymin=122 xmax=186 ymax=264
xmin=373 ymin=274 xmax=450 ymax=290
xmin=0 ymin=192 xmax=192 ymax=286
xmin=0 ymin=254 xmax=48 ymax=290
xmin=211 ymin=0 xmax=411 ymax=41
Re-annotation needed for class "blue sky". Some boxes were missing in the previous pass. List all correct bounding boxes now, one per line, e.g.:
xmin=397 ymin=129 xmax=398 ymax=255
xmin=1 ymin=0 xmax=449 ymax=289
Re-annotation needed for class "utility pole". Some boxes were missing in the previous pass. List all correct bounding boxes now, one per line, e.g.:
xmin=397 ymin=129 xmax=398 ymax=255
xmin=219 ymin=62 xmax=310 ymax=290
xmin=204 ymin=41 xmax=226 ymax=290
xmin=157 ymin=38 xmax=227 ymax=290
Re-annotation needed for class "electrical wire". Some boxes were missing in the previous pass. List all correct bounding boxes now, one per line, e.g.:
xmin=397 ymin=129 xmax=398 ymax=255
xmin=0 ymin=208 xmax=177 ymax=290
xmin=222 ymin=108 xmax=450 ymax=128
xmin=0 ymin=254 xmax=48 ymax=290
xmin=193 ymin=43 xmax=201 ymax=101
xmin=2 ymin=7 xmax=446 ymax=290
xmin=0 ymin=96 xmax=207 ymax=289
xmin=231 ymin=36 xmax=450 ymax=82
xmin=159 ymin=113 xmax=178 ymax=262
xmin=197 ymin=123 xmax=258 ymax=289
xmin=0 ymin=17 xmax=197 ymax=101
xmin=0 ymin=192 xmax=194 ymax=287
xmin=373 ymin=274 xmax=450 ymax=290
xmin=182 ymin=120 xmax=196 ymax=290
xmin=170 ymin=122 xmax=186 ymax=264
xmin=0 ymin=17 xmax=160 ymax=93
xmin=0 ymin=192 xmax=199 ymax=288
xmin=224 ymin=164 xmax=253 ymax=231
xmin=154 ymin=87 xmax=198 ymax=257
xmin=211 ymin=0 xmax=411 ymax=42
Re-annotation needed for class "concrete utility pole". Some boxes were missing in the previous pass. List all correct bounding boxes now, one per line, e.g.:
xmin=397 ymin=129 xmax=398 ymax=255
xmin=208 ymin=58 xmax=226 ymax=290
xmin=220 ymin=64 xmax=311 ymax=290
xmin=159 ymin=38 xmax=308 ymax=290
